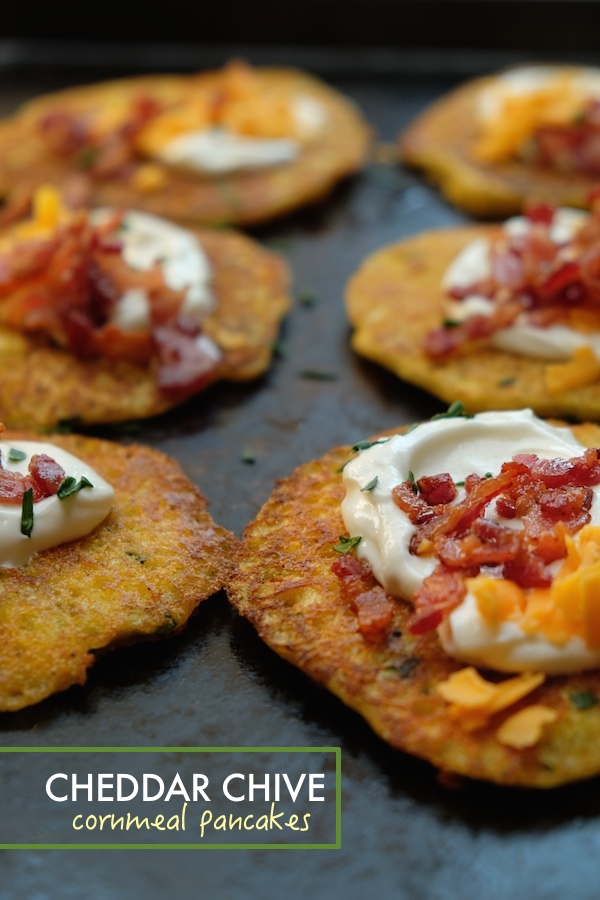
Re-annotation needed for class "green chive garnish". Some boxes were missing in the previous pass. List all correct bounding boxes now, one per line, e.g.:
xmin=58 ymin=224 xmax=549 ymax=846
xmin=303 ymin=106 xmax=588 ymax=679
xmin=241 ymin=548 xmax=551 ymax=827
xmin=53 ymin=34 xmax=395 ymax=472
xmin=21 ymin=488 xmax=33 ymax=537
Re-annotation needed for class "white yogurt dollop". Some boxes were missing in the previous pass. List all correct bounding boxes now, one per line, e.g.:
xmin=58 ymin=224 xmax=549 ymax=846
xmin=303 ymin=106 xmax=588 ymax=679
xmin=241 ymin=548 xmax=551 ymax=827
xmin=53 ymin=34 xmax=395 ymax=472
xmin=442 ymin=209 xmax=600 ymax=361
xmin=341 ymin=410 xmax=600 ymax=673
xmin=0 ymin=441 xmax=114 ymax=568
xmin=91 ymin=210 xmax=215 ymax=330
xmin=154 ymin=93 xmax=326 ymax=175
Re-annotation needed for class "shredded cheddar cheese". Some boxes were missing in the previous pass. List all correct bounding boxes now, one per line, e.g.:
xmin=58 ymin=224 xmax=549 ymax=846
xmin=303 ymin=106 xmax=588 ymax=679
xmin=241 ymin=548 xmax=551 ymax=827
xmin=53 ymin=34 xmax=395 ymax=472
xmin=469 ymin=525 xmax=600 ymax=650
xmin=436 ymin=667 xmax=552 ymax=743
xmin=2 ymin=185 xmax=71 ymax=247
xmin=496 ymin=704 xmax=558 ymax=748
xmin=474 ymin=72 xmax=588 ymax=163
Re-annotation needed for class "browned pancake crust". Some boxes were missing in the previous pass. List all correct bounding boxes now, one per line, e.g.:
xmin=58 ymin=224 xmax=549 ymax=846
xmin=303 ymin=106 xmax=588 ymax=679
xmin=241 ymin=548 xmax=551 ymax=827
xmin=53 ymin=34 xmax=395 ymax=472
xmin=0 ymin=68 xmax=371 ymax=226
xmin=0 ymin=432 xmax=236 ymax=711
xmin=228 ymin=422 xmax=600 ymax=787
xmin=399 ymin=69 xmax=599 ymax=217
xmin=345 ymin=225 xmax=600 ymax=421
xmin=0 ymin=227 xmax=290 ymax=428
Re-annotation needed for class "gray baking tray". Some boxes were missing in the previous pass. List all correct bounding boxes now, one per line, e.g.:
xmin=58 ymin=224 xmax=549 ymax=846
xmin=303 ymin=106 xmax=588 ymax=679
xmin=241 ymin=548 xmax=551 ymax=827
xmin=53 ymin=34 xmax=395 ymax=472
xmin=1 ymin=50 xmax=599 ymax=900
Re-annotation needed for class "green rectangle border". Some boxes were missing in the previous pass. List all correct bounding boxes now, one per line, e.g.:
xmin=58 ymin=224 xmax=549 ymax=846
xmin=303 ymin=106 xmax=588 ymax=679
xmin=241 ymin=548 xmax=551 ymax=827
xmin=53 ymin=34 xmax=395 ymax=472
xmin=0 ymin=746 xmax=341 ymax=850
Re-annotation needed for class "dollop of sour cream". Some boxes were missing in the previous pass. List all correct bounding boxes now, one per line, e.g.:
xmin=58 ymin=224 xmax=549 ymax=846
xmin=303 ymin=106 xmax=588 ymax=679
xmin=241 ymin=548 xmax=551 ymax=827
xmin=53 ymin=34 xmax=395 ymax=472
xmin=155 ymin=94 xmax=327 ymax=175
xmin=91 ymin=210 xmax=215 ymax=332
xmin=442 ymin=209 xmax=600 ymax=361
xmin=341 ymin=410 xmax=600 ymax=674
xmin=0 ymin=441 xmax=114 ymax=568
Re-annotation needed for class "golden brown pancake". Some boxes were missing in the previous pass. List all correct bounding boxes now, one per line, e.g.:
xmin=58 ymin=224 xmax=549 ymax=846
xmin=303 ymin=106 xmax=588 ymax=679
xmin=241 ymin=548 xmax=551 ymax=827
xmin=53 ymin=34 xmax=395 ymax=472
xmin=228 ymin=421 xmax=600 ymax=787
xmin=345 ymin=225 xmax=600 ymax=421
xmin=0 ymin=226 xmax=290 ymax=428
xmin=0 ymin=432 xmax=235 ymax=711
xmin=399 ymin=67 xmax=600 ymax=217
xmin=0 ymin=66 xmax=371 ymax=227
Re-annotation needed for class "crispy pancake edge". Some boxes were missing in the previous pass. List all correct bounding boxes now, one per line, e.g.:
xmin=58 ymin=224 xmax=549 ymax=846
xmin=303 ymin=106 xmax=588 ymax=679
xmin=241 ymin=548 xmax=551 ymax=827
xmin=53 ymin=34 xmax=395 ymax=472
xmin=0 ymin=432 xmax=236 ymax=711
xmin=345 ymin=225 xmax=600 ymax=421
xmin=399 ymin=68 xmax=600 ymax=218
xmin=0 ymin=227 xmax=290 ymax=428
xmin=0 ymin=68 xmax=371 ymax=227
xmin=228 ymin=421 xmax=600 ymax=787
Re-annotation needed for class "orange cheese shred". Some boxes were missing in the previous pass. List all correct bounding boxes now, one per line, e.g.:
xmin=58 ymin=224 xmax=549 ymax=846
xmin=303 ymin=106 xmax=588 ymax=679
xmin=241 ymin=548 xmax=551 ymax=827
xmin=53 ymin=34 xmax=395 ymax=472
xmin=437 ymin=667 xmax=546 ymax=736
xmin=496 ymin=704 xmax=558 ymax=749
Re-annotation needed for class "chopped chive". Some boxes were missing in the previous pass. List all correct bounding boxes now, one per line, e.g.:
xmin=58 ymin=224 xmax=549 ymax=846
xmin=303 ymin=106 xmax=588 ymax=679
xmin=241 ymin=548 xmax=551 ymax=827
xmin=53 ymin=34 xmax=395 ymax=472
xmin=8 ymin=448 xmax=27 ymax=462
xmin=299 ymin=289 xmax=317 ymax=307
xmin=442 ymin=318 xmax=460 ymax=328
xmin=333 ymin=535 xmax=362 ymax=553
xmin=455 ymin=480 xmax=465 ymax=487
xmin=299 ymin=369 xmax=338 ymax=381
xmin=485 ymin=472 xmax=493 ymax=479
xmin=361 ymin=476 xmax=378 ymax=492
xmin=431 ymin=401 xmax=474 ymax=421
xmin=571 ymin=690 xmax=598 ymax=710
xmin=20 ymin=488 xmax=33 ymax=537
xmin=404 ymin=422 xmax=419 ymax=434
xmin=408 ymin=470 xmax=419 ymax=494
xmin=57 ymin=475 xmax=94 ymax=500
xmin=272 ymin=339 xmax=287 ymax=359
xmin=350 ymin=439 xmax=389 ymax=454
xmin=241 ymin=450 xmax=256 ymax=465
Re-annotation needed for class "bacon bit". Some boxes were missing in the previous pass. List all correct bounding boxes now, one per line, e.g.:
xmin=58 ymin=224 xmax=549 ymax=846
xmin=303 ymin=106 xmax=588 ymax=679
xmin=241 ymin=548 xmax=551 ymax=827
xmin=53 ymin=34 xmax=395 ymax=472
xmin=154 ymin=328 xmax=218 ymax=395
xmin=417 ymin=472 xmax=457 ymax=506
xmin=331 ymin=555 xmax=394 ymax=640
xmin=411 ymin=564 xmax=470 ymax=634
xmin=496 ymin=704 xmax=558 ymax=749
xmin=0 ymin=451 xmax=65 ymax=504
xmin=395 ymin=447 xmax=600 ymax=634
xmin=351 ymin=586 xmax=394 ymax=639
xmin=425 ymin=193 xmax=600 ymax=361
xmin=545 ymin=346 xmax=600 ymax=394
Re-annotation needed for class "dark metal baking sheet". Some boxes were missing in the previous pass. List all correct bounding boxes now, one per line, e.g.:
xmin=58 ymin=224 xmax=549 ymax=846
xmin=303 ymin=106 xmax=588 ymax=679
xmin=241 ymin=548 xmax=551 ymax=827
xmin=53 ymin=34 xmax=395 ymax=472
xmin=2 ymin=53 xmax=600 ymax=900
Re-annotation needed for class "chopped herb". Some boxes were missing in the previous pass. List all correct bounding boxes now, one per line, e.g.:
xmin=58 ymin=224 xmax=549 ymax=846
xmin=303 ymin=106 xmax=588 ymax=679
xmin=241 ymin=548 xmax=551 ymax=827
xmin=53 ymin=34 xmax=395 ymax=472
xmin=272 ymin=339 xmax=287 ymax=359
xmin=455 ymin=480 xmax=465 ymax=487
xmin=8 ymin=448 xmax=27 ymax=462
xmin=442 ymin=318 xmax=460 ymax=328
xmin=299 ymin=369 xmax=338 ymax=381
xmin=485 ymin=472 xmax=493 ymax=479
xmin=241 ymin=450 xmax=256 ymax=465
xmin=408 ymin=470 xmax=419 ymax=494
xmin=333 ymin=535 xmax=362 ymax=554
xmin=399 ymin=657 xmax=420 ymax=680
xmin=498 ymin=376 xmax=516 ymax=387
xmin=57 ymin=475 xmax=93 ymax=500
xmin=268 ymin=238 xmax=293 ymax=254
xmin=350 ymin=438 xmax=389 ymax=454
xmin=361 ymin=476 xmax=379 ymax=492
xmin=431 ymin=401 xmax=474 ymax=421
xmin=571 ymin=690 xmax=599 ymax=710
xmin=126 ymin=551 xmax=147 ymax=563
xmin=404 ymin=422 xmax=419 ymax=434
xmin=299 ymin=289 xmax=317 ymax=308
xmin=118 ymin=220 xmax=131 ymax=232
xmin=20 ymin=488 xmax=33 ymax=537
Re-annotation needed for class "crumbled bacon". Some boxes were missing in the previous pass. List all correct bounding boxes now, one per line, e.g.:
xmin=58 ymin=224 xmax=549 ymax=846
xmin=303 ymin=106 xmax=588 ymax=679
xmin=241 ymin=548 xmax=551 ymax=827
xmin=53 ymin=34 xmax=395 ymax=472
xmin=424 ymin=194 xmax=600 ymax=361
xmin=417 ymin=472 xmax=457 ymax=506
xmin=390 ymin=449 xmax=600 ymax=634
xmin=0 ymin=451 xmax=65 ymax=504
xmin=331 ymin=555 xmax=394 ymax=640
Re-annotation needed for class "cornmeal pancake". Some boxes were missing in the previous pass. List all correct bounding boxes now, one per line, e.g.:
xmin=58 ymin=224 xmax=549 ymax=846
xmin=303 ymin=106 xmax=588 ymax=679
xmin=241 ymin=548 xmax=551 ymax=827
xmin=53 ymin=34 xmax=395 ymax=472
xmin=346 ymin=226 xmax=600 ymax=421
xmin=0 ymin=432 xmax=235 ymax=711
xmin=399 ymin=67 xmax=600 ymax=217
xmin=0 ymin=226 xmax=290 ymax=428
xmin=228 ymin=421 xmax=600 ymax=787
xmin=0 ymin=65 xmax=371 ymax=227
